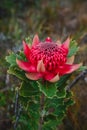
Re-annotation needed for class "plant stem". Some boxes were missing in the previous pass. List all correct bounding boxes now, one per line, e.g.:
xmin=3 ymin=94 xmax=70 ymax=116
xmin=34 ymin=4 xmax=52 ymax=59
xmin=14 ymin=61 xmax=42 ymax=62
xmin=38 ymin=93 xmax=45 ymax=130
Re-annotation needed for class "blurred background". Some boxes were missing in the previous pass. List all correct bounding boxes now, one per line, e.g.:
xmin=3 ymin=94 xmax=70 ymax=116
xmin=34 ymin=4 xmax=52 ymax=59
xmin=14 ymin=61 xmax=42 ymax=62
xmin=0 ymin=0 xmax=87 ymax=130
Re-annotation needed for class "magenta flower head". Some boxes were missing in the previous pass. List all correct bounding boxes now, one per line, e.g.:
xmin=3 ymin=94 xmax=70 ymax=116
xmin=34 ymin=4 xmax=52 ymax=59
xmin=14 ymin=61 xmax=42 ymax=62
xmin=16 ymin=34 xmax=82 ymax=83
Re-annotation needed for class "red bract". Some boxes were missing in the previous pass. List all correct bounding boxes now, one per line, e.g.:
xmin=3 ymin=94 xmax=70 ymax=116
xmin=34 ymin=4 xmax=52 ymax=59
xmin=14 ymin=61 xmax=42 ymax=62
xmin=16 ymin=35 xmax=82 ymax=82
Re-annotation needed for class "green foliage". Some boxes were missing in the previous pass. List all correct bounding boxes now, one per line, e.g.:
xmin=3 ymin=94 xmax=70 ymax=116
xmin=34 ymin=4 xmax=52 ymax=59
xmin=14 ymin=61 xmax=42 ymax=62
xmin=8 ymin=66 xmax=28 ymax=81
xmin=17 ymin=109 xmax=40 ymax=130
xmin=38 ymin=81 xmax=57 ymax=98
xmin=43 ymin=115 xmax=62 ymax=130
xmin=25 ymin=37 xmax=32 ymax=45
xmin=6 ymin=52 xmax=27 ymax=81
xmin=57 ymin=88 xmax=66 ymax=98
xmin=16 ymin=95 xmax=40 ymax=130
xmin=68 ymin=40 xmax=79 ymax=57
xmin=57 ymin=75 xmax=71 ymax=89
xmin=5 ymin=53 xmax=17 ymax=67
xmin=20 ymin=81 xmax=39 ymax=97
xmin=78 ymin=66 xmax=87 ymax=71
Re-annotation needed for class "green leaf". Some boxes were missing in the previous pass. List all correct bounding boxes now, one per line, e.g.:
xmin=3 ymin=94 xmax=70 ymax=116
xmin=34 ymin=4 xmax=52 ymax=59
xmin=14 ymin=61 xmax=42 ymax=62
xmin=68 ymin=40 xmax=79 ymax=57
xmin=54 ymin=105 xmax=66 ymax=116
xmin=5 ymin=53 xmax=17 ymax=66
xmin=27 ymin=101 xmax=40 ymax=130
xmin=43 ymin=115 xmax=62 ymax=130
xmin=45 ymin=97 xmax=64 ymax=113
xmin=8 ymin=66 xmax=28 ymax=81
xmin=17 ymin=51 xmax=26 ymax=61
xmin=68 ymin=46 xmax=79 ymax=57
xmin=6 ymin=51 xmax=27 ymax=67
xmin=78 ymin=66 xmax=87 ymax=71
xmin=29 ymin=103 xmax=40 ymax=114
xmin=57 ymin=75 xmax=71 ymax=89
xmin=20 ymin=81 xmax=39 ymax=97
xmin=18 ymin=111 xmax=39 ymax=130
xmin=57 ymin=88 xmax=66 ymax=98
xmin=25 ymin=36 xmax=32 ymax=45
xmin=43 ymin=120 xmax=59 ymax=130
xmin=51 ymin=97 xmax=64 ymax=105
xmin=17 ymin=96 xmax=40 ymax=130
xmin=28 ymin=102 xmax=40 ymax=120
xmin=38 ymin=81 xmax=57 ymax=98
xmin=19 ymin=96 xmax=30 ymax=107
xmin=66 ymin=91 xmax=73 ymax=99
xmin=64 ymin=99 xmax=75 ymax=107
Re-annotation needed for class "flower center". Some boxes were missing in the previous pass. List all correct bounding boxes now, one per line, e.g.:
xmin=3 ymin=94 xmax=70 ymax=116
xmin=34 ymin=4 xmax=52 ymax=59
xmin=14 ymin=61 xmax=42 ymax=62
xmin=30 ymin=42 xmax=67 ymax=71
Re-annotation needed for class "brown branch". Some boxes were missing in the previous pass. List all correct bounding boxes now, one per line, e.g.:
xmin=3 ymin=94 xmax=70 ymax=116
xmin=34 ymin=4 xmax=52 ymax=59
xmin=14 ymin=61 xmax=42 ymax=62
xmin=66 ymin=70 xmax=87 ymax=91
xmin=14 ymin=88 xmax=22 ymax=130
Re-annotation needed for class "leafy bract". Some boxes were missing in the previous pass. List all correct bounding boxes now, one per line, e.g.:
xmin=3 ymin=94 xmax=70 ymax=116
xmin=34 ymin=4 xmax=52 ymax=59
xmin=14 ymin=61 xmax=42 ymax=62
xmin=5 ymin=53 xmax=17 ymax=67
xmin=38 ymin=81 xmax=57 ymax=98
xmin=20 ymin=81 xmax=39 ymax=97
xmin=68 ymin=40 xmax=79 ymax=57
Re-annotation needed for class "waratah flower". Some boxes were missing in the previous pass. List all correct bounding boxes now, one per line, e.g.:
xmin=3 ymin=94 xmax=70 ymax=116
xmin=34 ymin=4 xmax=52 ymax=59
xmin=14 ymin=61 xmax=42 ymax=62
xmin=16 ymin=34 xmax=82 ymax=82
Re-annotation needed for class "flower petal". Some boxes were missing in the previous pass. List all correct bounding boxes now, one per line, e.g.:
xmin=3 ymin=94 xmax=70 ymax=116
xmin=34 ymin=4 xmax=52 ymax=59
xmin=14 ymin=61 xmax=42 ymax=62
xmin=37 ymin=60 xmax=45 ymax=72
xmin=58 ymin=63 xmax=82 ymax=75
xmin=66 ymin=55 xmax=75 ymax=64
xmin=44 ymin=72 xmax=55 ymax=81
xmin=62 ymin=37 xmax=70 ymax=49
xmin=23 ymin=40 xmax=31 ymax=60
xmin=25 ymin=72 xmax=42 ymax=80
xmin=32 ymin=34 xmax=39 ymax=47
xmin=16 ymin=59 xmax=36 ymax=72
xmin=49 ymin=74 xmax=60 ymax=83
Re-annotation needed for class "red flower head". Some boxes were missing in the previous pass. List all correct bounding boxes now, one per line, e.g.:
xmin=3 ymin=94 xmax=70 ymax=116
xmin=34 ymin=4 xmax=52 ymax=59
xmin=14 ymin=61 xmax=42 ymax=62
xmin=16 ymin=35 xmax=82 ymax=82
